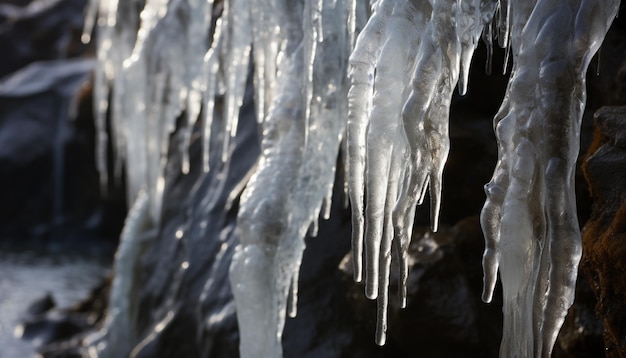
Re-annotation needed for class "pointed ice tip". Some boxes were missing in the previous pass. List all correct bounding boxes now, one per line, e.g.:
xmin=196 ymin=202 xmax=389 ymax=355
xmin=365 ymin=288 xmax=378 ymax=300
xmin=431 ymin=220 xmax=439 ymax=233
xmin=81 ymin=33 xmax=91 ymax=44
xmin=458 ymin=83 xmax=468 ymax=96
xmin=481 ymin=290 xmax=493 ymax=304
xmin=288 ymin=306 xmax=297 ymax=318
xmin=375 ymin=332 xmax=386 ymax=346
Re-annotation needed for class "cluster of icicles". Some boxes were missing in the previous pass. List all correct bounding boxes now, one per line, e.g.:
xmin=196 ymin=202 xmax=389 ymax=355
xmin=84 ymin=0 xmax=619 ymax=357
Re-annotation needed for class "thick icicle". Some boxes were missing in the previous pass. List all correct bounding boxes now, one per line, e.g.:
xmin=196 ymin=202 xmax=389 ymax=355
xmin=347 ymin=0 xmax=496 ymax=343
xmin=347 ymin=0 xmax=395 ymax=285
xmin=229 ymin=1 xmax=357 ymax=357
xmin=480 ymin=0 xmax=619 ymax=356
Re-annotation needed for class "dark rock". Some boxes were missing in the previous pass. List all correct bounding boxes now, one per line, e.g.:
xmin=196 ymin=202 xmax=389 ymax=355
xmin=340 ymin=216 xmax=503 ymax=357
xmin=26 ymin=293 xmax=56 ymax=317
xmin=581 ymin=106 xmax=626 ymax=357
xmin=20 ymin=312 xmax=88 ymax=345
xmin=0 ymin=0 xmax=89 ymax=79
xmin=18 ymin=277 xmax=110 ymax=350
xmin=0 ymin=59 xmax=125 ymax=243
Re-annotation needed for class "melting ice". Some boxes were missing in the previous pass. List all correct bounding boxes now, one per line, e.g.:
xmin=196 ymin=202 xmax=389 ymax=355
xmin=85 ymin=0 xmax=620 ymax=357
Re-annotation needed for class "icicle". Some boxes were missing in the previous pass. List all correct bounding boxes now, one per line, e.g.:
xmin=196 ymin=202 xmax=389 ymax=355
xmin=86 ymin=190 xmax=151 ymax=358
xmin=181 ymin=89 xmax=202 ymax=174
xmin=347 ymin=0 xmax=496 ymax=341
xmin=230 ymin=1 xmax=358 ymax=357
xmin=88 ymin=0 xmax=621 ymax=356
xmin=286 ymin=272 xmax=299 ymax=318
xmin=302 ymin=0 xmax=323 ymax=145
xmin=480 ymin=0 xmax=619 ymax=356
xmin=81 ymin=0 xmax=98 ymax=44
xmin=181 ymin=0 xmax=212 ymax=174
xmin=347 ymin=0 xmax=394 ymax=285
xmin=347 ymin=0 xmax=357 ymax=49
xmin=202 ymin=17 xmax=224 ymax=172
xmin=322 ymin=179 xmax=333 ymax=220
xmin=340 ymin=132 xmax=351 ymax=209
xmin=221 ymin=0 xmax=252 ymax=162
xmin=482 ymin=21 xmax=494 ymax=75
xmin=250 ymin=0 xmax=282 ymax=124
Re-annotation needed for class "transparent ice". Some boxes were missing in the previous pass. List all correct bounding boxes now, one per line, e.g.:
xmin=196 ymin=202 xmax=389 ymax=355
xmin=84 ymin=0 xmax=619 ymax=357
xmin=347 ymin=0 xmax=496 ymax=343
xmin=479 ymin=1 xmax=620 ymax=356
xmin=230 ymin=2 xmax=361 ymax=356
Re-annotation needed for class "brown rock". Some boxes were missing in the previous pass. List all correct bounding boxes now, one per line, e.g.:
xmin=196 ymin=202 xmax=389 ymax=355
xmin=581 ymin=106 xmax=626 ymax=357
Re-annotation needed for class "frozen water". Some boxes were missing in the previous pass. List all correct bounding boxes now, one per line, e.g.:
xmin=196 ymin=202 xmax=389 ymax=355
xmin=347 ymin=0 xmax=496 ymax=343
xmin=86 ymin=0 xmax=620 ymax=356
xmin=347 ymin=0 xmax=619 ymax=352
xmin=230 ymin=2 xmax=361 ymax=356
xmin=480 ymin=0 xmax=620 ymax=356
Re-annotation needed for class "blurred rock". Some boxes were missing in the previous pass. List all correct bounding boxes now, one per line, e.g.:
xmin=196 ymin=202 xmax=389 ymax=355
xmin=0 ymin=59 xmax=126 ymax=243
xmin=0 ymin=0 xmax=88 ymax=79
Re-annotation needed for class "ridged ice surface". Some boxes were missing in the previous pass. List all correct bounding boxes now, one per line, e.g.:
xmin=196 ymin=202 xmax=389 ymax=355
xmin=347 ymin=0 xmax=619 ymax=352
xmin=479 ymin=0 xmax=620 ymax=356
xmin=347 ymin=0 xmax=496 ymax=344
xmin=229 ymin=2 xmax=361 ymax=357
xmin=86 ymin=0 xmax=619 ymax=357
xmin=84 ymin=0 xmax=213 ymax=222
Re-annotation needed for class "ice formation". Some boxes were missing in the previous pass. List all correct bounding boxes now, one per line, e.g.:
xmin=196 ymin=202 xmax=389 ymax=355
xmin=230 ymin=2 xmax=362 ymax=356
xmin=347 ymin=0 xmax=496 ymax=344
xmin=84 ymin=0 xmax=620 ymax=356
xmin=479 ymin=1 xmax=620 ymax=356
xmin=85 ymin=191 xmax=152 ymax=358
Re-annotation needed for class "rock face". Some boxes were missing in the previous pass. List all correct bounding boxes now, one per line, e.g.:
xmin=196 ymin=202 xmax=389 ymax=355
xmin=0 ymin=60 xmax=124 ymax=243
xmin=581 ymin=106 xmax=626 ymax=357
xmin=339 ymin=217 xmax=503 ymax=357
xmin=0 ymin=0 xmax=88 ymax=79
xmin=0 ymin=0 xmax=125 ymax=244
